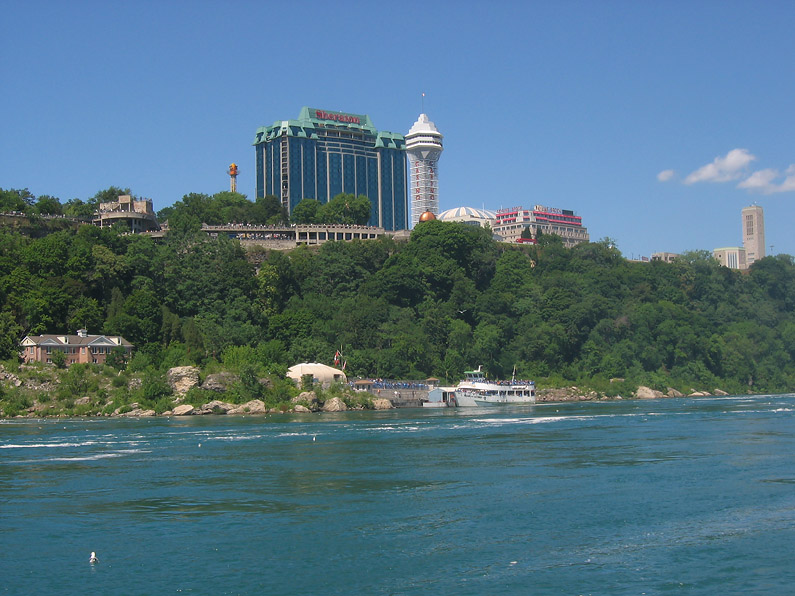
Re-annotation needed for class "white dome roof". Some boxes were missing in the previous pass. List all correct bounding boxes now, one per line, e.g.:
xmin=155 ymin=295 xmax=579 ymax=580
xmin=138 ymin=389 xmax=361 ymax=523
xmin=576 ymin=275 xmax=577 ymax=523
xmin=287 ymin=362 xmax=347 ymax=386
xmin=438 ymin=207 xmax=497 ymax=223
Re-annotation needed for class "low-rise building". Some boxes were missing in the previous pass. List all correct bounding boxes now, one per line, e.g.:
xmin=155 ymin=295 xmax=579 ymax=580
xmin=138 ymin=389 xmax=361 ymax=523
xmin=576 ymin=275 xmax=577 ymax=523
xmin=713 ymin=246 xmax=747 ymax=270
xmin=493 ymin=205 xmax=589 ymax=247
xmin=93 ymin=194 xmax=159 ymax=233
xmin=651 ymin=252 xmax=680 ymax=263
xmin=20 ymin=329 xmax=133 ymax=366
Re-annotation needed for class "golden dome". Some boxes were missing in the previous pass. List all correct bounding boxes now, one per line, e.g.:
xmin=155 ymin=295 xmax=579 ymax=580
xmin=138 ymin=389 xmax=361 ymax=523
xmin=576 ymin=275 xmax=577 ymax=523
xmin=418 ymin=211 xmax=437 ymax=222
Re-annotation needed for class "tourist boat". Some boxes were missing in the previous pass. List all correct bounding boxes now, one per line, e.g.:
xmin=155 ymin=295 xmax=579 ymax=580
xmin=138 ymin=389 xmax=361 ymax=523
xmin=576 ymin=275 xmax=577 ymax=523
xmin=454 ymin=366 xmax=536 ymax=406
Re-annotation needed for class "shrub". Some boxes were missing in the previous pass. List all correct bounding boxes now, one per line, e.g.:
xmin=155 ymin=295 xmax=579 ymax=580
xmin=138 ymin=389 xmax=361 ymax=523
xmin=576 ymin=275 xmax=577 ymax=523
xmin=111 ymin=374 xmax=128 ymax=388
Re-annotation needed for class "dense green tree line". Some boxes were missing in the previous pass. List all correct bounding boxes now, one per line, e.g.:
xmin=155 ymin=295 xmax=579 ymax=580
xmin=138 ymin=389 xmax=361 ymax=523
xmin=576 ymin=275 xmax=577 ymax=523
xmin=2 ymin=187 xmax=795 ymax=396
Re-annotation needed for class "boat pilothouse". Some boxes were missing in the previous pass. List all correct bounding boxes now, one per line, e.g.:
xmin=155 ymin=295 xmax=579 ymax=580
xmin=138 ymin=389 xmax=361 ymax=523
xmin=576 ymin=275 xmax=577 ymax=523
xmin=454 ymin=366 xmax=536 ymax=407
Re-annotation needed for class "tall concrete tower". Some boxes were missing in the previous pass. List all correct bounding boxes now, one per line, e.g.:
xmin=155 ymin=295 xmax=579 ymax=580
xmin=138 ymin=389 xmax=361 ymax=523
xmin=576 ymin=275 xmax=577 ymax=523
xmin=406 ymin=113 xmax=443 ymax=227
xmin=742 ymin=204 xmax=765 ymax=266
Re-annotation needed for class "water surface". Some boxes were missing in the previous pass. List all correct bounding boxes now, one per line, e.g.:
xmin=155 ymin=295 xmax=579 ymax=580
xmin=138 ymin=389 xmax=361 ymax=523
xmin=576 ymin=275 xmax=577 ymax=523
xmin=2 ymin=395 xmax=794 ymax=594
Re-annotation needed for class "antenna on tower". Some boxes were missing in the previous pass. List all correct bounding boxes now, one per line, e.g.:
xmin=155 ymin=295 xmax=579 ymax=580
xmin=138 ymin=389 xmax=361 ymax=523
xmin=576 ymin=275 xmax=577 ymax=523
xmin=421 ymin=92 xmax=425 ymax=113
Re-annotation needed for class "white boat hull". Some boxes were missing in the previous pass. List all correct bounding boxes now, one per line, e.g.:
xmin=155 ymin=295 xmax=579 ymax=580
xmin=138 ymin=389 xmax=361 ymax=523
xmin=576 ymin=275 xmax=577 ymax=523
xmin=453 ymin=367 xmax=536 ymax=406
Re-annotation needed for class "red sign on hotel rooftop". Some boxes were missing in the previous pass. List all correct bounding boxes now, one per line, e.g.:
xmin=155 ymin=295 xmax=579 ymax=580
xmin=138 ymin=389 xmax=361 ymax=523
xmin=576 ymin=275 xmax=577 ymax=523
xmin=314 ymin=110 xmax=361 ymax=124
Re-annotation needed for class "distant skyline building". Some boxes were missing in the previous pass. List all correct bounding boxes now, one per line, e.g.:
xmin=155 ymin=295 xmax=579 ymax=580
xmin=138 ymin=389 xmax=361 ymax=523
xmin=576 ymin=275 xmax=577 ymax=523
xmin=253 ymin=107 xmax=408 ymax=230
xmin=742 ymin=204 xmax=765 ymax=266
xmin=406 ymin=113 xmax=443 ymax=228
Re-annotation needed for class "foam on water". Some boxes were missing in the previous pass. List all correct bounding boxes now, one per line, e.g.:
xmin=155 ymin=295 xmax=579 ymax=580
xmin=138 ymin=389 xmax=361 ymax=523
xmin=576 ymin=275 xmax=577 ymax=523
xmin=0 ymin=441 xmax=101 ymax=449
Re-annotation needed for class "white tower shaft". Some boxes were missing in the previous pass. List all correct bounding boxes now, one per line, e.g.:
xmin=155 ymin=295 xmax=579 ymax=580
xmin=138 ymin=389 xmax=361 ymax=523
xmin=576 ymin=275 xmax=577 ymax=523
xmin=406 ymin=113 xmax=443 ymax=228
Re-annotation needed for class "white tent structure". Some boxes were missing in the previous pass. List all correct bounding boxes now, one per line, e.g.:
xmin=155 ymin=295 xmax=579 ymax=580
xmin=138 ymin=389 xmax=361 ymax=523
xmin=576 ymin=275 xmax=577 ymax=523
xmin=287 ymin=363 xmax=347 ymax=388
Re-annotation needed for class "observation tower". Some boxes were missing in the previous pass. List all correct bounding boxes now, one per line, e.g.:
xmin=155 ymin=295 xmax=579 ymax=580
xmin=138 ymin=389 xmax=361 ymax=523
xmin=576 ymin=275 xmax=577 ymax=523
xmin=406 ymin=113 xmax=443 ymax=228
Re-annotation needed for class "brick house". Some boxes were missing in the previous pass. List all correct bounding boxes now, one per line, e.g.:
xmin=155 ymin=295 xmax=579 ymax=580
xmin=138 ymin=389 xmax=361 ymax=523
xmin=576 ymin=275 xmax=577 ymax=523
xmin=20 ymin=329 xmax=133 ymax=366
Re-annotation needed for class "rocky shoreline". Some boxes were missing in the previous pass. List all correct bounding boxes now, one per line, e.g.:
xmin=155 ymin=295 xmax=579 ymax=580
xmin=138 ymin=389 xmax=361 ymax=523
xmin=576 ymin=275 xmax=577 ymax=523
xmin=1 ymin=363 xmax=733 ymax=419
xmin=535 ymin=385 xmax=729 ymax=403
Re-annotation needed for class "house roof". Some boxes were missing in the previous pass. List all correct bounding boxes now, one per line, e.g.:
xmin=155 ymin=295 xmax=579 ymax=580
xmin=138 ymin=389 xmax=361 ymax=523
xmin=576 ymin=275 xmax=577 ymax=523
xmin=20 ymin=334 xmax=133 ymax=348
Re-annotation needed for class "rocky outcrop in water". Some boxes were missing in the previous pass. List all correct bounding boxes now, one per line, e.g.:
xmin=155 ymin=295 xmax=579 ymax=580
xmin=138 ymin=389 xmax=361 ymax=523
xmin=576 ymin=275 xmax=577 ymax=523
xmin=635 ymin=386 xmax=665 ymax=399
xmin=172 ymin=404 xmax=195 ymax=416
xmin=291 ymin=391 xmax=319 ymax=411
xmin=372 ymin=398 xmax=393 ymax=410
xmin=198 ymin=400 xmax=234 ymax=415
xmin=322 ymin=397 xmax=347 ymax=412
xmin=227 ymin=400 xmax=267 ymax=415
xmin=536 ymin=387 xmax=600 ymax=402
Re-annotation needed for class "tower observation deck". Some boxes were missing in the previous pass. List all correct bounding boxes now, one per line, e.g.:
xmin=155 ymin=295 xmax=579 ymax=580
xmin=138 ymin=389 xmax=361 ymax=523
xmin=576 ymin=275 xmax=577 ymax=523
xmin=406 ymin=113 xmax=443 ymax=228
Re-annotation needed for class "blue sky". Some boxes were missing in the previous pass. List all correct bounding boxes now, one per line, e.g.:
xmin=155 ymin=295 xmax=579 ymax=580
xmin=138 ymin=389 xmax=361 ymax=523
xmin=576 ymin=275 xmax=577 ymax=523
xmin=3 ymin=0 xmax=794 ymax=258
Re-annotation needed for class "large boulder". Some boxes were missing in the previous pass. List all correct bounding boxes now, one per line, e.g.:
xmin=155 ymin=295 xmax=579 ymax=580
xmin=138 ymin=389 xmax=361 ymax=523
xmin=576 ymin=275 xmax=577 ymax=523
xmin=713 ymin=388 xmax=729 ymax=396
xmin=322 ymin=397 xmax=347 ymax=412
xmin=172 ymin=404 xmax=195 ymax=416
xmin=666 ymin=387 xmax=684 ymax=398
xmin=167 ymin=366 xmax=200 ymax=395
xmin=227 ymin=400 xmax=267 ymax=415
xmin=199 ymin=400 xmax=234 ymax=415
xmin=202 ymin=373 xmax=239 ymax=392
xmin=635 ymin=386 xmax=664 ymax=399
xmin=120 ymin=407 xmax=156 ymax=417
xmin=293 ymin=404 xmax=311 ymax=413
xmin=372 ymin=398 xmax=393 ymax=410
xmin=291 ymin=391 xmax=319 ymax=410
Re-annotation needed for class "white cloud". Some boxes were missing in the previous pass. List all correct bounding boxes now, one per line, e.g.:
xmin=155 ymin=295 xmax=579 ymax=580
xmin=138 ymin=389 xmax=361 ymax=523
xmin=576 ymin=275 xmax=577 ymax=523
xmin=657 ymin=169 xmax=675 ymax=182
xmin=738 ymin=169 xmax=778 ymax=192
xmin=684 ymin=148 xmax=756 ymax=184
xmin=738 ymin=164 xmax=795 ymax=194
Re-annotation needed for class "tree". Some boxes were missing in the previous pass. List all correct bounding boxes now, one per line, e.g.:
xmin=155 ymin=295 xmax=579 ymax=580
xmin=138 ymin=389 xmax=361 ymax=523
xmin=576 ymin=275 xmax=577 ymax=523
xmin=34 ymin=195 xmax=63 ymax=215
xmin=0 ymin=188 xmax=34 ymax=212
xmin=291 ymin=198 xmax=321 ymax=224
xmin=253 ymin=195 xmax=287 ymax=224
xmin=106 ymin=346 xmax=129 ymax=371
xmin=92 ymin=186 xmax=132 ymax=204
xmin=0 ymin=311 xmax=23 ymax=360
xmin=316 ymin=193 xmax=371 ymax=225
xmin=63 ymin=198 xmax=94 ymax=218
xmin=51 ymin=349 xmax=67 ymax=369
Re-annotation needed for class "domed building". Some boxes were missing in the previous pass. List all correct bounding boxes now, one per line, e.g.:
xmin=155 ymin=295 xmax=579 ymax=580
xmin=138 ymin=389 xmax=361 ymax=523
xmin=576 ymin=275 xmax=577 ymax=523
xmin=437 ymin=207 xmax=497 ymax=228
xmin=287 ymin=363 xmax=347 ymax=388
xmin=418 ymin=211 xmax=437 ymax=222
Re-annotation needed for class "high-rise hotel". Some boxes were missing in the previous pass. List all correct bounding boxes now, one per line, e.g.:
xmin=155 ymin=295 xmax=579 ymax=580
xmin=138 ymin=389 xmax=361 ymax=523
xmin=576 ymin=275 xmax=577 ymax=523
xmin=253 ymin=107 xmax=408 ymax=230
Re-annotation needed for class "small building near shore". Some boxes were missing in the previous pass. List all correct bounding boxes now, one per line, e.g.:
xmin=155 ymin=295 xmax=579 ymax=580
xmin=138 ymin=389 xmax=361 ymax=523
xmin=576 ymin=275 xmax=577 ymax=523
xmin=286 ymin=362 xmax=347 ymax=388
xmin=20 ymin=329 xmax=133 ymax=366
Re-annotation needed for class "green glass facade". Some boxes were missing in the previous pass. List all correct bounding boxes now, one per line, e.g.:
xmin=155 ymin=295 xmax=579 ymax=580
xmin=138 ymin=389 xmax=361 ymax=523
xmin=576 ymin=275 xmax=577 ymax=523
xmin=254 ymin=107 xmax=408 ymax=230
